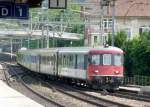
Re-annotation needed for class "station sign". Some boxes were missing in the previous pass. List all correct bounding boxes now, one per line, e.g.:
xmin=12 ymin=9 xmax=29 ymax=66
xmin=0 ymin=2 xmax=29 ymax=19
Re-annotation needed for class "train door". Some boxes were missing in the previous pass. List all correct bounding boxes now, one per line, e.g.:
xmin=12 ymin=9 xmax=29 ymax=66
xmin=56 ymin=52 xmax=59 ymax=76
xmin=53 ymin=53 xmax=58 ymax=76
xmin=36 ymin=55 xmax=40 ymax=73
xmin=57 ymin=53 xmax=61 ymax=76
xmin=47 ymin=52 xmax=58 ymax=76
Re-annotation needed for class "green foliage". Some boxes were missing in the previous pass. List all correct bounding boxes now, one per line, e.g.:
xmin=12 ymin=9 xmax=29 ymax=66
xmin=107 ymin=30 xmax=127 ymax=48
xmin=108 ymin=30 xmax=150 ymax=76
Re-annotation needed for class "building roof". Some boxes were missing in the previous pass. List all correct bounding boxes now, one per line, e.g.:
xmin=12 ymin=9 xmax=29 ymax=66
xmin=84 ymin=0 xmax=150 ymax=17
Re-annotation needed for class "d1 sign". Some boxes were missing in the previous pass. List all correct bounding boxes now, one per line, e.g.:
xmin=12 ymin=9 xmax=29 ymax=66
xmin=0 ymin=3 xmax=12 ymax=18
xmin=0 ymin=2 xmax=29 ymax=19
xmin=14 ymin=3 xmax=29 ymax=19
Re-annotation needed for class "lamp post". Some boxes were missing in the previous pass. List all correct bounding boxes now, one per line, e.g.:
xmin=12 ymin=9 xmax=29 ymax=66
xmin=46 ymin=24 xmax=49 ymax=48
xmin=53 ymin=32 xmax=55 ymax=47
xmin=10 ymin=38 xmax=13 ymax=62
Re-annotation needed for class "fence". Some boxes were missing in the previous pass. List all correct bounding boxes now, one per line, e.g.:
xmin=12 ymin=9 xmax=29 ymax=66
xmin=123 ymin=75 xmax=150 ymax=86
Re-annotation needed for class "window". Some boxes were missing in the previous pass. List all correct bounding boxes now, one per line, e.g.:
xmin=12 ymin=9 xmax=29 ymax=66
xmin=94 ymin=36 xmax=98 ymax=43
xmin=124 ymin=28 xmax=131 ymax=39
xmin=139 ymin=26 xmax=150 ymax=35
xmin=103 ymin=18 xmax=112 ymax=30
xmin=69 ymin=55 xmax=76 ymax=68
xmin=114 ymin=54 xmax=123 ymax=66
xmin=77 ymin=54 xmax=85 ymax=69
xmin=103 ymin=54 xmax=111 ymax=65
xmin=91 ymin=55 xmax=100 ymax=65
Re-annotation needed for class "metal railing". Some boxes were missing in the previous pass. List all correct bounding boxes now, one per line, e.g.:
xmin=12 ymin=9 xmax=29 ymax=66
xmin=123 ymin=75 xmax=150 ymax=86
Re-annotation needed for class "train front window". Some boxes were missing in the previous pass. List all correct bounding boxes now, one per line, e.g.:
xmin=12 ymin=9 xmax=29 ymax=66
xmin=114 ymin=54 xmax=123 ymax=66
xmin=91 ymin=55 xmax=100 ymax=65
xmin=103 ymin=54 xmax=111 ymax=65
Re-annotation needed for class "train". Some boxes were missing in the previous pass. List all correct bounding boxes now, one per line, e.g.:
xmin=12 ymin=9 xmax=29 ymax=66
xmin=17 ymin=46 xmax=124 ymax=90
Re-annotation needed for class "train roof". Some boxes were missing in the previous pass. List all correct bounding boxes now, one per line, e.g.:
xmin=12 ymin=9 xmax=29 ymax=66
xmin=18 ymin=46 xmax=123 ymax=54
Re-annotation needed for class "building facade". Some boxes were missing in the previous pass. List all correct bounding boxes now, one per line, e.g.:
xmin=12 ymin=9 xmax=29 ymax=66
xmin=82 ymin=0 xmax=150 ymax=46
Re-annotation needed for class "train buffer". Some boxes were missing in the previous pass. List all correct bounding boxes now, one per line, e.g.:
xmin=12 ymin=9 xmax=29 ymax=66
xmin=0 ymin=80 xmax=43 ymax=107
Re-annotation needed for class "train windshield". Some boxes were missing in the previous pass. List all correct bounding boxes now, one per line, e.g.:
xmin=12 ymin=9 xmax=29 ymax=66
xmin=91 ymin=54 xmax=123 ymax=66
xmin=91 ymin=55 xmax=100 ymax=65
xmin=114 ymin=54 xmax=123 ymax=66
xmin=103 ymin=54 xmax=111 ymax=65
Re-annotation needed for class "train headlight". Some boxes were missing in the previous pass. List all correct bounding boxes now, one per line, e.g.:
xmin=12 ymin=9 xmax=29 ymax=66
xmin=114 ymin=70 xmax=120 ymax=74
xmin=94 ymin=70 xmax=99 ymax=73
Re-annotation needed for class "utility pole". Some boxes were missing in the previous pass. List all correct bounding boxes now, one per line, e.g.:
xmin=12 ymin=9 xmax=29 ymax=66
xmin=60 ymin=10 xmax=64 ymax=33
xmin=41 ymin=0 xmax=49 ymax=49
xmin=46 ymin=25 xmax=49 ymax=48
xmin=10 ymin=39 xmax=13 ymax=62
xmin=100 ymin=0 xmax=116 ymax=46
xmin=111 ymin=0 xmax=116 ymax=46
xmin=100 ymin=0 xmax=110 ymax=46
xmin=100 ymin=1 xmax=104 ymax=46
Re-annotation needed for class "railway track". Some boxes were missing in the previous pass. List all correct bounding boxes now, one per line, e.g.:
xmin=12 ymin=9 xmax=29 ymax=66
xmin=21 ymin=77 xmax=66 ymax=107
xmin=1 ymin=62 xmax=65 ymax=107
xmin=55 ymin=84 xmax=131 ymax=107
xmin=32 ymin=76 xmax=131 ymax=107
xmin=111 ymin=90 xmax=150 ymax=102
xmin=2 ymin=62 xmax=150 ymax=107
xmin=0 ymin=62 xmax=10 ymax=85
xmin=73 ymin=83 xmax=150 ymax=103
xmin=19 ymin=70 xmax=150 ymax=107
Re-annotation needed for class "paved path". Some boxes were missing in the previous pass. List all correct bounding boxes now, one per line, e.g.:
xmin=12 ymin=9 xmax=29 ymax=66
xmin=0 ymin=80 xmax=44 ymax=107
xmin=0 ymin=63 xmax=43 ymax=107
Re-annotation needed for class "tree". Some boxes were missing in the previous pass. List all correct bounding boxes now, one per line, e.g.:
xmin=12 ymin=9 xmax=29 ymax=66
xmin=107 ymin=30 xmax=127 ymax=48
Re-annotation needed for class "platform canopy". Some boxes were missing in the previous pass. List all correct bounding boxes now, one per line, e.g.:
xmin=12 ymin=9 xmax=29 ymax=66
xmin=1 ymin=0 xmax=68 ymax=8
xmin=0 ymin=29 xmax=81 ymax=40
xmin=26 ymin=0 xmax=43 ymax=7
xmin=0 ymin=0 xmax=43 ymax=7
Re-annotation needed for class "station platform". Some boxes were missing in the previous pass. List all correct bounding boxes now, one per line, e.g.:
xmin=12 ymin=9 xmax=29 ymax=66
xmin=0 ymin=80 xmax=43 ymax=107
xmin=119 ymin=86 xmax=141 ymax=92
xmin=119 ymin=85 xmax=150 ymax=94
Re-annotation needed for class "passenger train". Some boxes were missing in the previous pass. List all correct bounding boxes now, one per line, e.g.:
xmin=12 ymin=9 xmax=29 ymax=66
xmin=17 ymin=46 xmax=124 ymax=90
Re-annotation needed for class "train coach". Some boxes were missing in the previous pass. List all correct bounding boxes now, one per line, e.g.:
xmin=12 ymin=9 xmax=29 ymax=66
xmin=17 ymin=46 xmax=124 ymax=90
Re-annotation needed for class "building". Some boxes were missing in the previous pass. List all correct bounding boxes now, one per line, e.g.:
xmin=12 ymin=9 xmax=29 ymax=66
xmin=82 ymin=0 xmax=150 ymax=46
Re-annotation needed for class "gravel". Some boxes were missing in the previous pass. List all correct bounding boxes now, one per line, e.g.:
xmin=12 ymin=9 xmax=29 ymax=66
xmin=23 ymin=76 xmax=97 ymax=107
xmin=85 ymin=91 xmax=150 ymax=107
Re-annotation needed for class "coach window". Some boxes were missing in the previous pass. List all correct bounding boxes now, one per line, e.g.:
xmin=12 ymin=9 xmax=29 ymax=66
xmin=92 ymin=55 xmax=100 ymax=65
xmin=69 ymin=55 xmax=75 ymax=68
xmin=41 ymin=56 xmax=43 ymax=64
xmin=103 ymin=54 xmax=111 ymax=65
xmin=77 ymin=54 xmax=84 ymax=69
xmin=63 ymin=55 xmax=66 ymax=67
xmin=59 ymin=54 xmax=62 ymax=67
xmin=45 ymin=56 xmax=48 ymax=65
xmin=66 ymin=55 xmax=69 ymax=67
xmin=49 ymin=55 xmax=53 ymax=66
xmin=58 ymin=55 xmax=62 ymax=65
